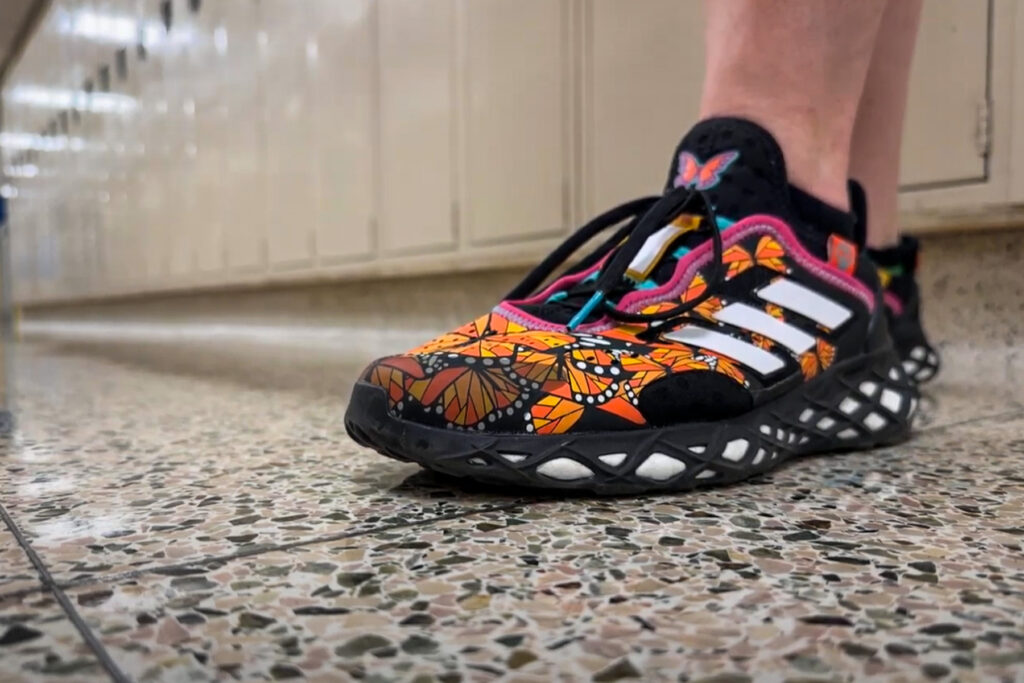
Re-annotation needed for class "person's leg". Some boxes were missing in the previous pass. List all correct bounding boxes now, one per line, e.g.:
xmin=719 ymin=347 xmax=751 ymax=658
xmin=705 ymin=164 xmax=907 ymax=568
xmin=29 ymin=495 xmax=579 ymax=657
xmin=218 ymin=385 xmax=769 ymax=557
xmin=847 ymin=0 xmax=938 ymax=382
xmin=849 ymin=0 xmax=924 ymax=248
xmin=699 ymin=0 xmax=888 ymax=210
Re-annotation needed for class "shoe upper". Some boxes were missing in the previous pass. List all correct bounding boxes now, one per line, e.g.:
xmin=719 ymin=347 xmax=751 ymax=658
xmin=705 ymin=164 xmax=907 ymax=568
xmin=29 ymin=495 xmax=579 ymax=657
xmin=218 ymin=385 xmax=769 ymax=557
xmin=851 ymin=179 xmax=940 ymax=382
xmin=360 ymin=119 xmax=890 ymax=435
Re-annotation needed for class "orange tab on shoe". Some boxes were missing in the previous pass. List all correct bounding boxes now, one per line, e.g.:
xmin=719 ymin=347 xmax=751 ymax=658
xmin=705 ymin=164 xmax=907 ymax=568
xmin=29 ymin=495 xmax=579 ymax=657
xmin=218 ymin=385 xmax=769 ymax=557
xmin=828 ymin=234 xmax=858 ymax=275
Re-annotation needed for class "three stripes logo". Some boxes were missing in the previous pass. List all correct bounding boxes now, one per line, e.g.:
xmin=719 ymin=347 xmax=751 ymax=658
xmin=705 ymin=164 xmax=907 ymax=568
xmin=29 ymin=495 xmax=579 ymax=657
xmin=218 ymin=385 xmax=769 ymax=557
xmin=664 ymin=278 xmax=852 ymax=376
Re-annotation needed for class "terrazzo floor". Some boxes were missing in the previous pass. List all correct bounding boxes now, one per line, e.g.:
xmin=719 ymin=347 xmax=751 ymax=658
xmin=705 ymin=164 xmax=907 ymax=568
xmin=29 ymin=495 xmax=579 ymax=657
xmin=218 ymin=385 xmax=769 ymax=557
xmin=1 ymin=324 xmax=1023 ymax=682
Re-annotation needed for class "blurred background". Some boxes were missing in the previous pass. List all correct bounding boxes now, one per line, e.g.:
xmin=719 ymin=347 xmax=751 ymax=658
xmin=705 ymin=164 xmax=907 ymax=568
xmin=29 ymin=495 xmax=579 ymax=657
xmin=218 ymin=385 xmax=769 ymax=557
xmin=0 ymin=0 xmax=1021 ymax=313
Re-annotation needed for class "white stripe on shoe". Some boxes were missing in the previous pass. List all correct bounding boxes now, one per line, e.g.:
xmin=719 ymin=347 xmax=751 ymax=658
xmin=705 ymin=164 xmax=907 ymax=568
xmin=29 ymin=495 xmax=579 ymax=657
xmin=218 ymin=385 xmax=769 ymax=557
xmin=664 ymin=326 xmax=786 ymax=375
xmin=756 ymin=278 xmax=852 ymax=329
xmin=713 ymin=303 xmax=816 ymax=354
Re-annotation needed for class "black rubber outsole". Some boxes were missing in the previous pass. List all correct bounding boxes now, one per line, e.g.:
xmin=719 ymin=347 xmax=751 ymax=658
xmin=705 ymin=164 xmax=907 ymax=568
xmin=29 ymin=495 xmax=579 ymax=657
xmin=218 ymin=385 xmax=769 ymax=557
xmin=899 ymin=342 xmax=941 ymax=385
xmin=344 ymin=348 xmax=919 ymax=495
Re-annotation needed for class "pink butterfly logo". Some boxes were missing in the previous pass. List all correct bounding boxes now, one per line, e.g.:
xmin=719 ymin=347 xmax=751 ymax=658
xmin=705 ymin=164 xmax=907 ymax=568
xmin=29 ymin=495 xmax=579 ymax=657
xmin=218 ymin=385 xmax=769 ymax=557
xmin=674 ymin=150 xmax=740 ymax=191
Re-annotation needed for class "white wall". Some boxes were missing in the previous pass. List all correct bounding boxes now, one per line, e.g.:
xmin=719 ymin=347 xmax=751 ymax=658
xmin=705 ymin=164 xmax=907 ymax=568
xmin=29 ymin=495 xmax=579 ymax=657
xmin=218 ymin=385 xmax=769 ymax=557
xmin=0 ymin=0 xmax=1010 ymax=305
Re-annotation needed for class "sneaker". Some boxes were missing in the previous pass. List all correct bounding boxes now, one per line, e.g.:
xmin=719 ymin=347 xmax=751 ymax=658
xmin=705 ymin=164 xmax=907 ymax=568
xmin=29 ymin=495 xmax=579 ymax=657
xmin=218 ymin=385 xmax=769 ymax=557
xmin=849 ymin=180 xmax=941 ymax=384
xmin=345 ymin=117 xmax=919 ymax=494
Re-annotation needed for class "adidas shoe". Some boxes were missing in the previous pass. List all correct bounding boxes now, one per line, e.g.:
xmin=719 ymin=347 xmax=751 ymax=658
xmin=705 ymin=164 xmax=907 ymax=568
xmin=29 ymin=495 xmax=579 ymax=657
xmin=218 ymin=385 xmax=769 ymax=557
xmin=849 ymin=180 xmax=941 ymax=384
xmin=345 ymin=118 xmax=919 ymax=494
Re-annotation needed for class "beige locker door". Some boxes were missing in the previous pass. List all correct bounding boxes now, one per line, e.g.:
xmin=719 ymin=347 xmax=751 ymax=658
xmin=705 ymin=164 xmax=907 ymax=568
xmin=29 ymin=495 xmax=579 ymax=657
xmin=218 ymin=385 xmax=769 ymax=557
xmin=116 ymin=0 xmax=148 ymax=289
xmin=222 ymin=0 xmax=267 ymax=271
xmin=587 ymin=0 xmax=704 ymax=214
xmin=461 ymin=0 xmax=569 ymax=245
xmin=309 ymin=0 xmax=374 ymax=263
xmin=261 ymin=0 xmax=317 ymax=268
xmin=71 ymin=11 xmax=105 ymax=293
xmin=900 ymin=0 xmax=989 ymax=188
xmin=137 ymin=1 xmax=173 ymax=285
xmin=192 ymin=0 xmax=228 ymax=274
xmin=378 ymin=0 xmax=456 ymax=254
xmin=166 ymin=0 xmax=201 ymax=278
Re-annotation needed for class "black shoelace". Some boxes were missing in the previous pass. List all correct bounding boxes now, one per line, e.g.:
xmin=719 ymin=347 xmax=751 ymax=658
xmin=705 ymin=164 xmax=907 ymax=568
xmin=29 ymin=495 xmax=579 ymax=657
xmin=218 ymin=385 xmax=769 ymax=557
xmin=506 ymin=185 xmax=726 ymax=331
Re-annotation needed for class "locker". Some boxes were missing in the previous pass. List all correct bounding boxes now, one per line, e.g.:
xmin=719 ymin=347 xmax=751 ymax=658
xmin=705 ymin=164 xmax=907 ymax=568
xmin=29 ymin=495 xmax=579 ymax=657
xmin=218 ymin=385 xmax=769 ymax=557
xmin=586 ymin=0 xmax=704 ymax=213
xmin=307 ymin=0 xmax=374 ymax=263
xmin=377 ymin=0 xmax=456 ymax=254
xmin=260 ymin=0 xmax=317 ymax=268
xmin=461 ymin=0 xmax=569 ymax=244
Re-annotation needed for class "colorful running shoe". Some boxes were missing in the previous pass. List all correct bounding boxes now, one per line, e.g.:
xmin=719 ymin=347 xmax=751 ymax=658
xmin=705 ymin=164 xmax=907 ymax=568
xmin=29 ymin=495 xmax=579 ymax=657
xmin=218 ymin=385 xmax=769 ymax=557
xmin=345 ymin=118 xmax=919 ymax=494
xmin=849 ymin=180 xmax=941 ymax=384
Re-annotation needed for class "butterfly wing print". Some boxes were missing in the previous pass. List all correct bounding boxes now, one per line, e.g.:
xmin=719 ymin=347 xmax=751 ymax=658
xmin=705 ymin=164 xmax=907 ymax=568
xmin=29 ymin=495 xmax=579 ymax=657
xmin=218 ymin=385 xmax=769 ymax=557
xmin=529 ymin=354 xmax=646 ymax=431
xmin=799 ymin=350 xmax=820 ymax=380
xmin=682 ymin=273 xmax=707 ymax=303
xmin=368 ymin=355 xmax=427 ymax=409
xmin=749 ymin=302 xmax=786 ymax=350
xmin=754 ymin=235 xmax=788 ymax=273
xmin=530 ymin=382 xmax=586 ymax=434
xmin=510 ymin=341 xmax=595 ymax=389
xmin=567 ymin=347 xmax=647 ymax=425
xmin=515 ymin=346 xmax=618 ymax=425
xmin=816 ymin=338 xmax=835 ymax=369
xmin=639 ymin=301 xmax=680 ymax=317
xmin=653 ymin=339 xmax=748 ymax=387
xmin=485 ymin=330 xmax=576 ymax=352
xmin=407 ymin=362 xmax=521 ymax=426
xmin=619 ymin=353 xmax=672 ymax=392
xmin=692 ymin=296 xmax=725 ymax=322
xmin=409 ymin=313 xmax=527 ymax=355
xmin=696 ymin=151 xmax=740 ymax=190
xmin=512 ymin=348 xmax=561 ymax=385
xmin=710 ymin=354 xmax=747 ymax=385
xmin=723 ymin=244 xmax=754 ymax=279
xmin=449 ymin=337 xmax=518 ymax=359
xmin=750 ymin=333 xmax=774 ymax=350
xmin=798 ymin=339 xmax=836 ymax=381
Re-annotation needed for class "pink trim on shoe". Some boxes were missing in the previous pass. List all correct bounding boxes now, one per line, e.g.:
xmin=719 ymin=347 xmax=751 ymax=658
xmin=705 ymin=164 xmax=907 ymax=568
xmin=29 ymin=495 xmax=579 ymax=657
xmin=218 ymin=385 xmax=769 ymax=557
xmin=618 ymin=214 xmax=875 ymax=314
xmin=517 ymin=259 xmax=607 ymax=305
xmin=495 ymin=300 xmax=608 ymax=333
xmin=497 ymin=214 xmax=875 ymax=333
xmin=497 ymin=256 xmax=612 ymax=331
xmin=883 ymin=291 xmax=905 ymax=316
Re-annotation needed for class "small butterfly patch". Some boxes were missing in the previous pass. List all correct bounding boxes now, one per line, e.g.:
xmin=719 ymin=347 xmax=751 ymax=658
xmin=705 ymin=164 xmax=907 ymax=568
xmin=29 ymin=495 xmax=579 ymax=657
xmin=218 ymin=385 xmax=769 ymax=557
xmin=674 ymin=150 xmax=739 ymax=191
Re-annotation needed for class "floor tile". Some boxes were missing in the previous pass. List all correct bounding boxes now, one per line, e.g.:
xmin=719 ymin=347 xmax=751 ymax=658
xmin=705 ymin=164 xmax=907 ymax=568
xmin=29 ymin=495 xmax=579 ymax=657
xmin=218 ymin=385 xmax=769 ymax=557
xmin=0 ymin=529 xmax=40 ymax=594
xmin=1 ymin=347 xmax=522 ymax=584
xmin=0 ymin=589 xmax=102 ymax=682
xmin=2 ymin=337 xmax=1020 ymax=591
xmin=62 ymin=412 xmax=1024 ymax=682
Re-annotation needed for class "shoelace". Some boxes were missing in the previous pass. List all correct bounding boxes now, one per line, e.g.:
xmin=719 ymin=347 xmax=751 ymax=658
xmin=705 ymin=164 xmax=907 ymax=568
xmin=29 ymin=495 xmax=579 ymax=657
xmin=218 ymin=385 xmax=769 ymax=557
xmin=506 ymin=185 xmax=726 ymax=331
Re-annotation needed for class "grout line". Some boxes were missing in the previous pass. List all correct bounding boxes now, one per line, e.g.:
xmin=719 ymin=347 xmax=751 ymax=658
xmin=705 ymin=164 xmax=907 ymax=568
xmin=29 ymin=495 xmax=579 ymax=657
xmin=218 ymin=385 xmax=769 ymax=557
xmin=910 ymin=407 xmax=1024 ymax=437
xmin=0 ymin=406 xmax=1020 ymax=602
xmin=0 ymin=502 xmax=130 ymax=683
xmin=2 ymin=501 xmax=528 ymax=600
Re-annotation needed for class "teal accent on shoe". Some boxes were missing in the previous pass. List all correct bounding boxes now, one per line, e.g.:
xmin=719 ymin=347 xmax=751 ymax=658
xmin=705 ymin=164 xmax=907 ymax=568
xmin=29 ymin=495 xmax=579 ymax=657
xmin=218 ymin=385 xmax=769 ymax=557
xmin=716 ymin=216 xmax=735 ymax=230
xmin=671 ymin=246 xmax=691 ymax=259
xmin=545 ymin=291 xmax=569 ymax=303
xmin=636 ymin=279 xmax=658 ymax=290
xmin=582 ymin=270 xmax=600 ymax=284
xmin=567 ymin=291 xmax=605 ymax=331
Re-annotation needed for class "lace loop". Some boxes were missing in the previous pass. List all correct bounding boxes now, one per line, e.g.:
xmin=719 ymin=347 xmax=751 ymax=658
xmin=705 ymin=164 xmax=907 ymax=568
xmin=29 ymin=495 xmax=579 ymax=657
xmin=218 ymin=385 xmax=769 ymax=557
xmin=506 ymin=187 xmax=729 ymax=333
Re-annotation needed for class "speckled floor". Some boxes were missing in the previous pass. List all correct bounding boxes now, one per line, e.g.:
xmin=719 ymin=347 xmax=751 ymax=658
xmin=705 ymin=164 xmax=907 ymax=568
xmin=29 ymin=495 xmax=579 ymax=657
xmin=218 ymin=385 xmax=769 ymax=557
xmin=3 ymin=231 xmax=1024 ymax=682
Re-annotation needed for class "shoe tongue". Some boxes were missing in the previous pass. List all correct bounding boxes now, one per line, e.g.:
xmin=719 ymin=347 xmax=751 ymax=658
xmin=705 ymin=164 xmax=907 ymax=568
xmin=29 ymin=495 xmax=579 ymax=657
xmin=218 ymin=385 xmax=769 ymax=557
xmin=519 ymin=118 xmax=828 ymax=325
xmin=665 ymin=117 xmax=793 ymax=222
